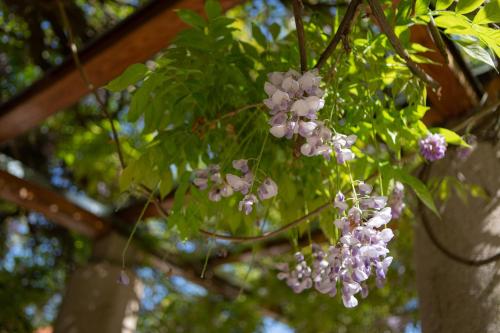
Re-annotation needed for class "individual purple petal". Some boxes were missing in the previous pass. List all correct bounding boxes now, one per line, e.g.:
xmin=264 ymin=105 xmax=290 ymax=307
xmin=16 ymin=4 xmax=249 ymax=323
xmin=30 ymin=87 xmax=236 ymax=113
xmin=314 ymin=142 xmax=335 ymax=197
xmin=226 ymin=174 xmax=250 ymax=193
xmin=270 ymin=124 xmax=287 ymax=138
xmin=238 ymin=194 xmax=258 ymax=215
xmin=358 ymin=182 xmax=373 ymax=195
xmin=117 ymin=270 xmax=130 ymax=285
xmin=193 ymin=177 xmax=208 ymax=190
xmin=366 ymin=207 xmax=392 ymax=228
xmin=291 ymin=99 xmax=310 ymax=117
xmin=271 ymin=90 xmax=291 ymax=111
xmin=269 ymin=112 xmax=288 ymax=126
xmin=281 ymin=76 xmax=300 ymax=96
xmin=380 ymin=228 xmax=394 ymax=243
xmin=220 ymin=183 xmax=234 ymax=198
xmin=232 ymin=159 xmax=249 ymax=173
xmin=334 ymin=192 xmax=348 ymax=213
xmin=298 ymin=120 xmax=318 ymax=138
xmin=264 ymin=82 xmax=277 ymax=96
xmin=268 ymin=72 xmax=284 ymax=86
xmin=208 ymin=186 xmax=222 ymax=202
xmin=257 ymin=177 xmax=278 ymax=200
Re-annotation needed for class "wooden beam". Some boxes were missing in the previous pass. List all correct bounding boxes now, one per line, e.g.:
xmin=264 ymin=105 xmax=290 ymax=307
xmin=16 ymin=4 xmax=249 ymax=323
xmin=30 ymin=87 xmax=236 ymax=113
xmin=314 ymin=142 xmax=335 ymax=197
xmin=409 ymin=24 xmax=482 ymax=124
xmin=0 ymin=0 xmax=241 ymax=143
xmin=0 ymin=170 xmax=107 ymax=237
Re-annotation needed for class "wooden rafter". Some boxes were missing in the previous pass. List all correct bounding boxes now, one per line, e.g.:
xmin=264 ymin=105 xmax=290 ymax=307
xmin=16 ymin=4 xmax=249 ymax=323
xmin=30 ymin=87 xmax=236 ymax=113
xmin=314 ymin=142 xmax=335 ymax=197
xmin=0 ymin=0 xmax=241 ymax=143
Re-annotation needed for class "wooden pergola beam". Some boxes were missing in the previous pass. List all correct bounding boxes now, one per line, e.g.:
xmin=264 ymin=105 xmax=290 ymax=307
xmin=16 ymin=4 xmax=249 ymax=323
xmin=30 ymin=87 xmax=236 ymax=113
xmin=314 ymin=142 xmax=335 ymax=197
xmin=0 ymin=0 xmax=241 ymax=143
xmin=0 ymin=169 xmax=107 ymax=237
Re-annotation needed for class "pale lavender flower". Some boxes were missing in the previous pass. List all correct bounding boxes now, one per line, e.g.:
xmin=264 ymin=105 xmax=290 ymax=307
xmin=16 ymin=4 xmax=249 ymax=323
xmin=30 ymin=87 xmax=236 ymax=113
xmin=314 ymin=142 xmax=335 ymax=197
xmin=419 ymin=133 xmax=447 ymax=161
xmin=226 ymin=174 xmax=251 ymax=195
xmin=358 ymin=182 xmax=373 ymax=195
xmin=257 ymin=178 xmax=278 ymax=200
xmin=334 ymin=192 xmax=348 ymax=213
xmin=388 ymin=181 xmax=405 ymax=219
xmin=117 ymin=270 xmax=130 ymax=285
xmin=232 ymin=159 xmax=249 ymax=173
xmin=238 ymin=194 xmax=258 ymax=215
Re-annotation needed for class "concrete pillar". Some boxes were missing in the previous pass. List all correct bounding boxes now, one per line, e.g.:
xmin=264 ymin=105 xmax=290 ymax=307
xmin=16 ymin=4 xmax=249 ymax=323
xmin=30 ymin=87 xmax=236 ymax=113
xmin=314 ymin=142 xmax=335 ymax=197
xmin=415 ymin=141 xmax=500 ymax=333
xmin=54 ymin=233 xmax=142 ymax=333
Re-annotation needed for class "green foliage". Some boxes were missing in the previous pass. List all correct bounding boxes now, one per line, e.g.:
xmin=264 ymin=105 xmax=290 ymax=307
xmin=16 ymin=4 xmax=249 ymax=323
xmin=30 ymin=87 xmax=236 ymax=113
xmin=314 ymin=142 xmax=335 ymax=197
xmin=105 ymin=64 xmax=148 ymax=92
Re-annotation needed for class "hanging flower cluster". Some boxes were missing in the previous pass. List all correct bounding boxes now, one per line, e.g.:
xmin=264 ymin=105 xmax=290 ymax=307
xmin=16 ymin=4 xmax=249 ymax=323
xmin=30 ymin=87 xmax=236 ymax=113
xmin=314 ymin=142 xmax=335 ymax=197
xmin=193 ymin=160 xmax=278 ymax=215
xmin=263 ymin=69 xmax=356 ymax=163
xmin=277 ymin=182 xmax=394 ymax=308
xmin=388 ymin=181 xmax=405 ymax=219
xmin=419 ymin=133 xmax=447 ymax=161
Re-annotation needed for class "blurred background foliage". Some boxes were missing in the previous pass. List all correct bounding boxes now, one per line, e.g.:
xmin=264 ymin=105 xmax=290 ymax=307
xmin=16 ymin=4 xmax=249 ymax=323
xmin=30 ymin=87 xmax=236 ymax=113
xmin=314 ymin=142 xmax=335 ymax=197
xmin=2 ymin=0 xmax=496 ymax=331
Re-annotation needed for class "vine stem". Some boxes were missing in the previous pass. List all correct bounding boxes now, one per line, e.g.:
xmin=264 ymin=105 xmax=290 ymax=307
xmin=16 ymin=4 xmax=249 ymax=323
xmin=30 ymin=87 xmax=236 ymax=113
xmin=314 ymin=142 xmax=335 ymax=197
xmin=419 ymin=165 xmax=500 ymax=266
xmin=198 ymin=200 xmax=333 ymax=243
xmin=314 ymin=0 xmax=362 ymax=70
xmin=121 ymin=187 xmax=156 ymax=269
xmin=57 ymin=0 xmax=126 ymax=169
xmin=366 ymin=0 xmax=440 ymax=90
xmin=292 ymin=0 xmax=308 ymax=72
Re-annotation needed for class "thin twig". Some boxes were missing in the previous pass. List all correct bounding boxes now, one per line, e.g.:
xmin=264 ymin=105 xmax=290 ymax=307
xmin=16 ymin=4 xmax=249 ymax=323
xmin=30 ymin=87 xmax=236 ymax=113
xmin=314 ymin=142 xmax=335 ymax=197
xmin=292 ymin=0 xmax=308 ymax=72
xmin=57 ymin=0 xmax=126 ymax=169
xmin=427 ymin=16 xmax=449 ymax=64
xmin=419 ymin=164 xmax=500 ymax=266
xmin=314 ymin=0 xmax=362 ymax=70
xmin=198 ymin=200 xmax=333 ymax=243
xmin=452 ymin=101 xmax=500 ymax=133
xmin=367 ymin=0 xmax=440 ymax=90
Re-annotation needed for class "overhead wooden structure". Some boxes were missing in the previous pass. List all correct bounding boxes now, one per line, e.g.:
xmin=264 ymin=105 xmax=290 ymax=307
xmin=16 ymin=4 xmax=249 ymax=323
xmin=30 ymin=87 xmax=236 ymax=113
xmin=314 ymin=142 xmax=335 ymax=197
xmin=0 ymin=0 xmax=241 ymax=143
xmin=0 ymin=0 xmax=484 ymax=144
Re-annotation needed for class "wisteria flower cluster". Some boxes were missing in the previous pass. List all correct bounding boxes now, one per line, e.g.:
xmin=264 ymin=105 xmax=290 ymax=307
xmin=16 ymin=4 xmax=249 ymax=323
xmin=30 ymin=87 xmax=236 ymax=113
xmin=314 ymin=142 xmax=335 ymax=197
xmin=419 ymin=133 xmax=447 ymax=162
xmin=193 ymin=160 xmax=278 ymax=215
xmin=388 ymin=181 xmax=405 ymax=219
xmin=277 ymin=182 xmax=394 ymax=308
xmin=263 ymin=69 xmax=357 ymax=163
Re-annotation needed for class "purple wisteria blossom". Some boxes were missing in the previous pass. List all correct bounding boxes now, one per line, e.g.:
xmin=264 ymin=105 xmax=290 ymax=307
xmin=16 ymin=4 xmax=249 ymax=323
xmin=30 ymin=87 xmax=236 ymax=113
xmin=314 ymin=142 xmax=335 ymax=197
xmin=277 ymin=184 xmax=394 ymax=308
xmin=388 ymin=181 xmax=405 ymax=219
xmin=263 ymin=69 xmax=356 ymax=162
xmin=193 ymin=160 xmax=278 ymax=214
xmin=419 ymin=133 xmax=447 ymax=162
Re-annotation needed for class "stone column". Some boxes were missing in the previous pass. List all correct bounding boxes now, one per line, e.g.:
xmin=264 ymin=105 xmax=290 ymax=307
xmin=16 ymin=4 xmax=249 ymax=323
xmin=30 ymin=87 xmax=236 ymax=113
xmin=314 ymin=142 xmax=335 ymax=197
xmin=415 ymin=141 xmax=500 ymax=333
xmin=54 ymin=233 xmax=143 ymax=333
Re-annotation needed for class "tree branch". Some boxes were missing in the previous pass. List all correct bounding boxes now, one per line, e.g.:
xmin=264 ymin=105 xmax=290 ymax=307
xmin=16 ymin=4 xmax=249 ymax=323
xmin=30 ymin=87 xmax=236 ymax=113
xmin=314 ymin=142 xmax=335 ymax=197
xmin=292 ymin=0 xmax=308 ymax=72
xmin=427 ymin=15 xmax=449 ymax=64
xmin=367 ymin=0 xmax=440 ymax=90
xmin=57 ymin=0 xmax=126 ymax=169
xmin=314 ymin=0 xmax=362 ymax=70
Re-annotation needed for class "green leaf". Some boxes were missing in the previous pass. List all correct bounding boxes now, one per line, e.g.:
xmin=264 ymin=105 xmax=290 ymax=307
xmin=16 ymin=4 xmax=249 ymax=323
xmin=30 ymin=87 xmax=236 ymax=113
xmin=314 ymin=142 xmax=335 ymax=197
xmin=434 ymin=12 xmax=471 ymax=31
xmin=473 ymin=0 xmax=500 ymax=24
xmin=177 ymin=9 xmax=206 ymax=29
xmin=269 ymin=23 xmax=281 ymax=40
xmin=415 ymin=0 xmax=431 ymax=15
xmin=159 ymin=171 xmax=174 ymax=198
xmin=456 ymin=0 xmax=484 ymax=14
xmin=436 ymin=0 xmax=455 ymax=10
xmin=430 ymin=127 xmax=468 ymax=146
xmin=173 ymin=173 xmax=191 ymax=213
xmin=204 ymin=0 xmax=222 ymax=20
xmin=252 ymin=23 xmax=267 ymax=47
xmin=388 ymin=167 xmax=440 ymax=217
xmin=456 ymin=43 xmax=497 ymax=70
xmin=105 ymin=64 xmax=148 ymax=92
xmin=128 ymin=86 xmax=148 ymax=122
